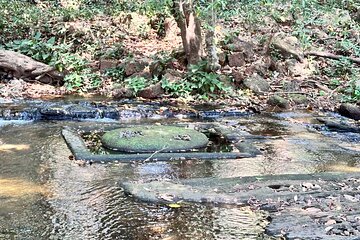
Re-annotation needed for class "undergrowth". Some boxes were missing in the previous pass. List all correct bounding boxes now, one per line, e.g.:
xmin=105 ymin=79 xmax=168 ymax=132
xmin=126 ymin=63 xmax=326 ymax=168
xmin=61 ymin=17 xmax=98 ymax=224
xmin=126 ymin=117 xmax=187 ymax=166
xmin=0 ymin=0 xmax=359 ymax=101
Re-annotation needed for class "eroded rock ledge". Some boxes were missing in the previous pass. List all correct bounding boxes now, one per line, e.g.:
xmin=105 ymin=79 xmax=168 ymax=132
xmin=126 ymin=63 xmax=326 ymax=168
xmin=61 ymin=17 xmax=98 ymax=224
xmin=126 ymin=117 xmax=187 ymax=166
xmin=122 ymin=173 xmax=360 ymax=239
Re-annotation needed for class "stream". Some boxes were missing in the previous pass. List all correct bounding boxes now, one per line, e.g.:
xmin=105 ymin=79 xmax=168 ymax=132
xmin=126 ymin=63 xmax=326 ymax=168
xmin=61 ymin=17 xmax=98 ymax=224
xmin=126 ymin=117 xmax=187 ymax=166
xmin=0 ymin=100 xmax=359 ymax=239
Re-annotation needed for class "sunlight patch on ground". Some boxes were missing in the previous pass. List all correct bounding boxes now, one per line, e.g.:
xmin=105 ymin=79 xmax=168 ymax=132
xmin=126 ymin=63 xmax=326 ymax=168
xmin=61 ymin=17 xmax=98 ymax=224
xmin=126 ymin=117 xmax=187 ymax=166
xmin=323 ymin=163 xmax=360 ymax=173
xmin=0 ymin=178 xmax=45 ymax=198
xmin=0 ymin=144 xmax=30 ymax=153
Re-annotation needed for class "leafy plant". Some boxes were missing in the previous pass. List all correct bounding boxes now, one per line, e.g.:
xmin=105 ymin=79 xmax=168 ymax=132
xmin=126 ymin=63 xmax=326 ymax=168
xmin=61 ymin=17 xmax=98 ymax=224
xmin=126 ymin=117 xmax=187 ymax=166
xmin=4 ymin=32 xmax=65 ymax=65
xmin=64 ymin=69 xmax=101 ymax=92
xmin=125 ymin=76 xmax=147 ymax=94
xmin=162 ymin=61 xmax=231 ymax=99
xmin=97 ymin=43 xmax=125 ymax=59
xmin=105 ymin=66 xmax=125 ymax=82
xmin=324 ymin=58 xmax=355 ymax=79
xmin=161 ymin=79 xmax=196 ymax=97
xmin=150 ymin=51 xmax=174 ymax=77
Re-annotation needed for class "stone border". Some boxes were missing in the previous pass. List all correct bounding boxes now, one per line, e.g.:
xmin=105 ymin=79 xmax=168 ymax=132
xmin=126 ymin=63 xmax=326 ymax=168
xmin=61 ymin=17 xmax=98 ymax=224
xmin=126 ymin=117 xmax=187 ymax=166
xmin=61 ymin=126 xmax=253 ymax=163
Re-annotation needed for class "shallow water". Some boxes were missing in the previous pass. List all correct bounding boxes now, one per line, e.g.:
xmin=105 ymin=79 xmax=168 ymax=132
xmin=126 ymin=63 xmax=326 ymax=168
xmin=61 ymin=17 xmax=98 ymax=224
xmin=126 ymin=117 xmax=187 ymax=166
xmin=0 ymin=111 xmax=359 ymax=239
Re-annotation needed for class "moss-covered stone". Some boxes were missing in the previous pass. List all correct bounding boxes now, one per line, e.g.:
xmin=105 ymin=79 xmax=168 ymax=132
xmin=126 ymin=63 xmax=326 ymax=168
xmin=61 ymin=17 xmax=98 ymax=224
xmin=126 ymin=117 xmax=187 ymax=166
xmin=289 ymin=94 xmax=308 ymax=105
xmin=268 ymin=95 xmax=289 ymax=109
xmin=101 ymin=126 xmax=209 ymax=152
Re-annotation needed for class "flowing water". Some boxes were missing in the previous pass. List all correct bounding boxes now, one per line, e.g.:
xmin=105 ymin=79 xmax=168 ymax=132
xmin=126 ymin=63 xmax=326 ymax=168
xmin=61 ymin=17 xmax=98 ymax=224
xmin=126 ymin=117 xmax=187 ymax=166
xmin=0 ymin=109 xmax=359 ymax=239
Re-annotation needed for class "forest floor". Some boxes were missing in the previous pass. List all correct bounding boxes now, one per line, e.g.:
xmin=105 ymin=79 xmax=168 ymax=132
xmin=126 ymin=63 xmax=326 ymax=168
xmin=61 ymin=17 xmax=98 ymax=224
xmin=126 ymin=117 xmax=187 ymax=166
xmin=0 ymin=1 xmax=359 ymax=115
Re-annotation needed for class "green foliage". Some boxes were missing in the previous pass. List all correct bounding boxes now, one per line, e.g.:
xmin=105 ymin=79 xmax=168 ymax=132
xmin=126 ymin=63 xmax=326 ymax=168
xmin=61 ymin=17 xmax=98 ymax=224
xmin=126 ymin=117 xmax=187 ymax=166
xmin=324 ymin=59 xmax=356 ymax=79
xmin=161 ymin=79 xmax=196 ymax=97
xmin=105 ymin=67 xmax=125 ymax=82
xmin=342 ymin=77 xmax=360 ymax=102
xmin=64 ymin=69 xmax=101 ymax=92
xmin=335 ymin=40 xmax=360 ymax=57
xmin=97 ymin=43 xmax=125 ymax=60
xmin=3 ymin=31 xmax=102 ymax=92
xmin=4 ymin=33 xmax=61 ymax=64
xmin=138 ymin=0 xmax=172 ymax=18
xmin=162 ymin=61 xmax=231 ymax=99
xmin=323 ymin=59 xmax=360 ymax=102
xmin=125 ymin=76 xmax=147 ymax=94
xmin=151 ymin=51 xmax=174 ymax=77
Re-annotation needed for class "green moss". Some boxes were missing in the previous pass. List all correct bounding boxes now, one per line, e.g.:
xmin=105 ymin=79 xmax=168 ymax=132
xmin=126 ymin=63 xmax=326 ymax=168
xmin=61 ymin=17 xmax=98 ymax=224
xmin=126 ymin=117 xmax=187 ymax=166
xmin=101 ymin=126 xmax=209 ymax=153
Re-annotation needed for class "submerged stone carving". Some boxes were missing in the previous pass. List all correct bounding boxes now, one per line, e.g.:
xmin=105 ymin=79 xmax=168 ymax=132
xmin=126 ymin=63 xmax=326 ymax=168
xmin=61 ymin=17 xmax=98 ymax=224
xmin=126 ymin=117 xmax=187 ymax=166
xmin=101 ymin=126 xmax=209 ymax=152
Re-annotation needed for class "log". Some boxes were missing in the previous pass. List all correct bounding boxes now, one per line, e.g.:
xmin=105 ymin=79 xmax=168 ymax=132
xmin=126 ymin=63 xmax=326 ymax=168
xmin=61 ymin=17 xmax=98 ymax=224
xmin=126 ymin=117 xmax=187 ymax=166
xmin=0 ymin=50 xmax=64 ymax=85
xmin=305 ymin=51 xmax=360 ymax=65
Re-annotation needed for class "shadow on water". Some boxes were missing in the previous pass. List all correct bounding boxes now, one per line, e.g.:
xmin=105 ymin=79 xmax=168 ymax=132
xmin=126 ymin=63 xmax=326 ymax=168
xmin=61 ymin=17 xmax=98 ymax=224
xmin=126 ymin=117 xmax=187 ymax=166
xmin=0 ymin=110 xmax=359 ymax=239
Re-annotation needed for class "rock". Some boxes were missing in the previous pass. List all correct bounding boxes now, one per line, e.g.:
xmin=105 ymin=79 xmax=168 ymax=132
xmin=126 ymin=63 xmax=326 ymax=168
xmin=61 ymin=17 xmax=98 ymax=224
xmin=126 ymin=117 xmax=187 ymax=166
xmin=316 ymin=117 xmax=360 ymax=133
xmin=99 ymin=59 xmax=118 ymax=72
xmin=131 ymin=69 xmax=152 ymax=79
xmin=40 ymin=105 xmax=68 ymax=119
xmin=235 ymin=141 xmax=262 ymax=156
xmin=321 ymin=9 xmax=352 ymax=26
xmin=223 ymin=40 xmax=255 ymax=61
xmin=243 ymin=74 xmax=270 ymax=94
xmin=231 ymin=70 xmax=245 ymax=84
xmin=112 ymin=87 xmax=134 ymax=99
xmin=272 ymin=34 xmax=303 ymax=62
xmin=289 ymin=94 xmax=308 ymax=105
xmin=40 ymin=104 xmax=100 ymax=119
xmin=283 ymin=81 xmax=300 ymax=92
xmin=66 ymin=104 xmax=98 ymax=119
xmin=228 ymin=52 xmax=245 ymax=67
xmin=285 ymin=59 xmax=315 ymax=77
xmin=149 ymin=61 xmax=165 ymax=77
xmin=354 ymin=9 xmax=360 ymax=23
xmin=164 ymin=17 xmax=178 ymax=39
xmin=338 ymin=103 xmax=360 ymax=120
xmin=218 ymin=50 xmax=227 ymax=66
xmin=268 ymin=95 xmax=289 ymax=109
xmin=124 ymin=59 xmax=149 ymax=76
xmin=325 ymin=219 xmax=337 ymax=226
xmin=138 ymin=82 xmax=164 ymax=99
xmin=214 ymin=126 xmax=243 ymax=142
xmin=101 ymin=125 xmax=209 ymax=153
xmin=162 ymin=69 xmax=184 ymax=83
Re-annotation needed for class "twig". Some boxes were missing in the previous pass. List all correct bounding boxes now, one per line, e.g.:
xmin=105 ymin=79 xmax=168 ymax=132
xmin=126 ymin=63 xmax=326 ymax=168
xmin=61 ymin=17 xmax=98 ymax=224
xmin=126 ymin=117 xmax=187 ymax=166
xmin=326 ymin=86 xmax=340 ymax=100
xmin=269 ymin=91 xmax=311 ymax=95
xmin=305 ymin=51 xmax=360 ymax=65
xmin=143 ymin=146 xmax=168 ymax=163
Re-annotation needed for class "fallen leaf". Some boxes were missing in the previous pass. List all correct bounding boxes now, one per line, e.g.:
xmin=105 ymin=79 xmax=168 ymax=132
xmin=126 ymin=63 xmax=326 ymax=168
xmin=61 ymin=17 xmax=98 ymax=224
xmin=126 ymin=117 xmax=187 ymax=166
xmin=325 ymin=219 xmax=336 ymax=226
xmin=168 ymin=203 xmax=181 ymax=208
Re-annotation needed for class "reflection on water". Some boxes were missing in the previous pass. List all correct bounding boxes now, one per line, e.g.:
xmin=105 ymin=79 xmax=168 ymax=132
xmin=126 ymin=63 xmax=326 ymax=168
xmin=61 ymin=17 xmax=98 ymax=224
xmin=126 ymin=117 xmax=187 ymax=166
xmin=0 ymin=112 xmax=359 ymax=239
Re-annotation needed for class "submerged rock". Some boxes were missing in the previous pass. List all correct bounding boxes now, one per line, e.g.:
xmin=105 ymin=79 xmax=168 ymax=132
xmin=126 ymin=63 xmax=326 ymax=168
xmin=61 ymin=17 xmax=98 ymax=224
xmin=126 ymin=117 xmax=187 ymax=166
xmin=101 ymin=125 xmax=209 ymax=152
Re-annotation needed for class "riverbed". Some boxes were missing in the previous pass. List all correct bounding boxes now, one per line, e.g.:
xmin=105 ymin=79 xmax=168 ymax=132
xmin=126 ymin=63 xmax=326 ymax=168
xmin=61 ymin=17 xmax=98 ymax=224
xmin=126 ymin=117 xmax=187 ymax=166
xmin=1 ymin=102 xmax=359 ymax=239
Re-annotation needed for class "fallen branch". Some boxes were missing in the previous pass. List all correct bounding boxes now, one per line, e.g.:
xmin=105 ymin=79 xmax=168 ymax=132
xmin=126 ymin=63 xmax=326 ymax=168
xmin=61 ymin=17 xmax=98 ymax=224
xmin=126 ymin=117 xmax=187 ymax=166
xmin=0 ymin=50 xmax=64 ymax=85
xmin=269 ymin=91 xmax=311 ymax=95
xmin=143 ymin=146 xmax=168 ymax=162
xmin=305 ymin=51 xmax=360 ymax=65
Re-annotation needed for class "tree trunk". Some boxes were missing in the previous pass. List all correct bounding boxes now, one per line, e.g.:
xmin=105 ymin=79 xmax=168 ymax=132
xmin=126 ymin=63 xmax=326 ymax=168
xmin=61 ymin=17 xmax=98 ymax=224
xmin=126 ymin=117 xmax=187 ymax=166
xmin=204 ymin=4 xmax=220 ymax=71
xmin=172 ymin=0 xmax=202 ymax=66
